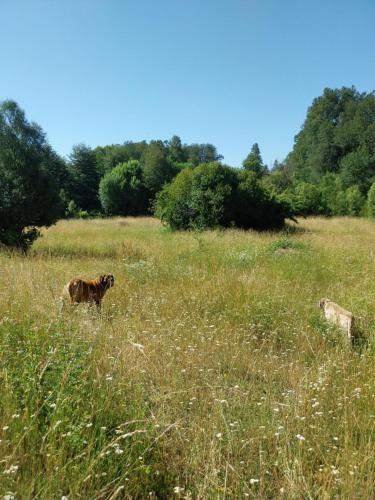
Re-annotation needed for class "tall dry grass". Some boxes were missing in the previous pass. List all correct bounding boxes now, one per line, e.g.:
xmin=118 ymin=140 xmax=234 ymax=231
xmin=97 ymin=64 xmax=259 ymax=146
xmin=1 ymin=216 xmax=375 ymax=498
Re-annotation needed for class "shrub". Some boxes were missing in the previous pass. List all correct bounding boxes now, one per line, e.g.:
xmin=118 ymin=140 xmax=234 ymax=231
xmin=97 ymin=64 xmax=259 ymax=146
xmin=155 ymin=162 xmax=295 ymax=230
xmin=367 ymin=181 xmax=375 ymax=218
xmin=292 ymin=182 xmax=326 ymax=215
xmin=345 ymin=185 xmax=365 ymax=216
xmin=99 ymin=160 xmax=149 ymax=216
xmin=154 ymin=168 xmax=195 ymax=230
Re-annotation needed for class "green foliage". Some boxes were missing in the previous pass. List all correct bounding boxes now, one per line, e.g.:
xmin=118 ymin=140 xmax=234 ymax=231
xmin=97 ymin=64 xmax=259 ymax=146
xmin=287 ymin=87 xmax=375 ymax=193
xmin=167 ymin=135 xmax=185 ymax=164
xmin=345 ymin=185 xmax=365 ymax=216
xmin=155 ymin=162 xmax=295 ymax=230
xmin=262 ymin=161 xmax=292 ymax=193
xmin=340 ymin=146 xmax=374 ymax=193
xmin=67 ymin=144 xmax=101 ymax=212
xmin=243 ymin=143 xmax=267 ymax=177
xmin=0 ymin=100 xmax=65 ymax=251
xmin=99 ymin=160 xmax=149 ymax=215
xmin=155 ymin=168 xmax=195 ymax=230
xmin=235 ymin=170 xmax=291 ymax=228
xmin=367 ymin=181 xmax=375 ymax=218
xmin=184 ymin=143 xmax=223 ymax=166
xmin=189 ymin=162 xmax=237 ymax=229
xmin=142 ymin=141 xmax=176 ymax=196
xmin=66 ymin=200 xmax=79 ymax=218
xmin=95 ymin=141 xmax=148 ymax=176
xmin=292 ymin=182 xmax=327 ymax=215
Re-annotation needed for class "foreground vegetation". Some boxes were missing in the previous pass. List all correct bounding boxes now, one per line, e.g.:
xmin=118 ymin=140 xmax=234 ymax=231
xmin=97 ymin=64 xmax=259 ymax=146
xmin=1 ymin=217 xmax=375 ymax=498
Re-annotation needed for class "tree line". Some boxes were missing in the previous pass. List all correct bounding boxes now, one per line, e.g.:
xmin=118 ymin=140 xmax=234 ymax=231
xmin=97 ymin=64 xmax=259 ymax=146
xmin=267 ymin=86 xmax=375 ymax=217
xmin=1 ymin=85 xmax=375 ymax=250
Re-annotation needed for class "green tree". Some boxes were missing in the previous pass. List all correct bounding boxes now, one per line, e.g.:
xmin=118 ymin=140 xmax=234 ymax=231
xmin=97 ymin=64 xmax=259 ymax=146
xmin=243 ymin=143 xmax=266 ymax=177
xmin=0 ymin=100 xmax=65 ymax=251
xmin=167 ymin=135 xmax=186 ymax=165
xmin=287 ymin=86 xmax=375 ymax=189
xmin=155 ymin=168 xmax=195 ymax=230
xmin=68 ymin=144 xmax=101 ymax=212
xmin=184 ymin=143 xmax=222 ymax=166
xmin=235 ymin=170 xmax=292 ymax=228
xmin=142 ymin=141 xmax=175 ymax=196
xmin=99 ymin=160 xmax=149 ymax=215
xmin=319 ymin=173 xmax=343 ymax=215
xmin=340 ymin=146 xmax=374 ymax=193
xmin=95 ymin=141 xmax=148 ymax=176
xmin=367 ymin=181 xmax=375 ymax=218
xmin=293 ymin=182 xmax=326 ymax=215
xmin=345 ymin=185 xmax=365 ymax=216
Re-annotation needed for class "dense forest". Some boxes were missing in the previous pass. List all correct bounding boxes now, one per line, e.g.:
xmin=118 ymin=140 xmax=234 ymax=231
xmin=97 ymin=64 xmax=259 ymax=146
xmin=0 ymin=86 xmax=375 ymax=249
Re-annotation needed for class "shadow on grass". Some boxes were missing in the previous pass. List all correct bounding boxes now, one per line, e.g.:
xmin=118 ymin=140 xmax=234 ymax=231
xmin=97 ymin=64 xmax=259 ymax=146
xmin=312 ymin=314 xmax=368 ymax=352
xmin=352 ymin=325 xmax=368 ymax=352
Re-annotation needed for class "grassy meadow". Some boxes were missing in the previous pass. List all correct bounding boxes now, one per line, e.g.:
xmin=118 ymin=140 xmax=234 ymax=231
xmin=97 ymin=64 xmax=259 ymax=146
xmin=1 ymin=216 xmax=375 ymax=498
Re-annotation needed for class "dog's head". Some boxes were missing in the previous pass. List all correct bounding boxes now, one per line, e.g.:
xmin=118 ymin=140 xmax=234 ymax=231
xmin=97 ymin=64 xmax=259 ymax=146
xmin=100 ymin=273 xmax=115 ymax=289
xmin=318 ymin=298 xmax=329 ymax=309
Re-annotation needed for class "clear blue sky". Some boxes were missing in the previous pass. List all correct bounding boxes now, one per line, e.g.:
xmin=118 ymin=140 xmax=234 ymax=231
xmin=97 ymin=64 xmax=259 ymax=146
xmin=1 ymin=0 xmax=374 ymax=167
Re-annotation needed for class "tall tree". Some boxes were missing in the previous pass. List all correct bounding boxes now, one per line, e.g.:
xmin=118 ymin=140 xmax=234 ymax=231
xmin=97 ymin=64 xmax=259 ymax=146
xmin=99 ymin=160 xmax=149 ymax=215
xmin=243 ymin=143 xmax=266 ymax=177
xmin=184 ymin=143 xmax=223 ymax=166
xmin=0 ymin=100 xmax=65 ymax=250
xmin=68 ymin=144 xmax=101 ymax=211
xmin=142 ymin=140 xmax=175 ymax=196
xmin=287 ymin=86 xmax=375 ymax=191
xmin=167 ymin=135 xmax=185 ymax=164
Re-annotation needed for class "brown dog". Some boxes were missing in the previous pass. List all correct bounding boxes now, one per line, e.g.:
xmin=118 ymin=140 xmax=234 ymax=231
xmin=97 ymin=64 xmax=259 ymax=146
xmin=65 ymin=273 xmax=114 ymax=309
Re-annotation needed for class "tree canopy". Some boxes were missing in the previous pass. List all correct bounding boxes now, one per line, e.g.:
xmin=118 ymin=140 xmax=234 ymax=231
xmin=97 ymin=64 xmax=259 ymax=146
xmin=67 ymin=144 xmax=101 ymax=212
xmin=0 ymin=100 xmax=65 ymax=250
xmin=243 ymin=143 xmax=267 ymax=177
xmin=99 ymin=160 xmax=149 ymax=215
xmin=287 ymin=87 xmax=375 ymax=193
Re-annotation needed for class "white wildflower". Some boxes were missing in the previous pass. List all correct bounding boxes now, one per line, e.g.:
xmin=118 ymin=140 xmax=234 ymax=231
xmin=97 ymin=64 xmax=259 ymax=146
xmin=3 ymin=465 xmax=19 ymax=475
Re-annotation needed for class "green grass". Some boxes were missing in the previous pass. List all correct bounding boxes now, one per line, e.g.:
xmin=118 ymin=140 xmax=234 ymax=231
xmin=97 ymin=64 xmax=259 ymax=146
xmin=1 ymin=216 xmax=375 ymax=498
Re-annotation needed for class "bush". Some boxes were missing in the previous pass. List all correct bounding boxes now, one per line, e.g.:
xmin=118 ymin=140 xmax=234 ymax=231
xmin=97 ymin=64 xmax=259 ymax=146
xmin=345 ymin=185 xmax=365 ymax=216
xmin=367 ymin=181 xmax=375 ymax=218
xmin=99 ymin=160 xmax=149 ymax=216
xmin=155 ymin=162 xmax=295 ymax=230
xmin=292 ymin=182 xmax=326 ymax=215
